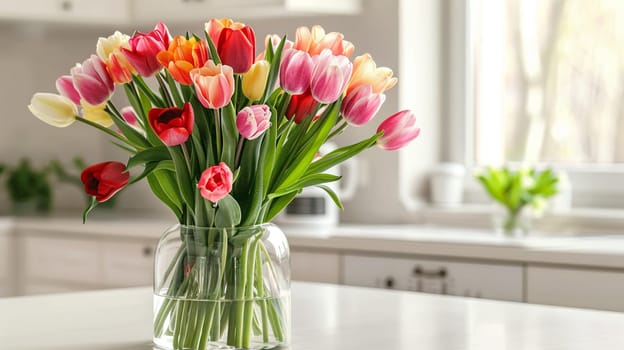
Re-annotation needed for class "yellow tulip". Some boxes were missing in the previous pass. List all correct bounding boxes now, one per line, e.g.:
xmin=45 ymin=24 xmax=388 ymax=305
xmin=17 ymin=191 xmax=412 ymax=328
xmin=96 ymin=31 xmax=130 ymax=62
xmin=28 ymin=93 xmax=78 ymax=128
xmin=242 ymin=60 xmax=270 ymax=101
xmin=81 ymin=100 xmax=114 ymax=127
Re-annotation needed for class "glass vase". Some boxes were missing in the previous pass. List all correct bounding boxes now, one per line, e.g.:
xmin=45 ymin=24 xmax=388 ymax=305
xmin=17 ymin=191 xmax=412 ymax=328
xmin=492 ymin=207 xmax=531 ymax=237
xmin=153 ymin=223 xmax=291 ymax=350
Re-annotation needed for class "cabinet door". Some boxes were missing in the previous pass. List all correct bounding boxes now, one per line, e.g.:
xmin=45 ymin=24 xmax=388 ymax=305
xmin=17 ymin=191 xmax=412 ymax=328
xmin=0 ymin=0 xmax=130 ymax=24
xmin=291 ymin=250 xmax=340 ymax=284
xmin=343 ymin=254 xmax=524 ymax=302
xmin=102 ymin=241 xmax=155 ymax=287
xmin=527 ymin=265 xmax=624 ymax=312
xmin=21 ymin=236 xmax=101 ymax=285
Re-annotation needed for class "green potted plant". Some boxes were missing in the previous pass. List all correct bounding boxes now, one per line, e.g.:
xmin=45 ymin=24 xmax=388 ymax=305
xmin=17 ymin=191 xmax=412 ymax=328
xmin=2 ymin=159 xmax=52 ymax=215
xmin=476 ymin=166 xmax=559 ymax=235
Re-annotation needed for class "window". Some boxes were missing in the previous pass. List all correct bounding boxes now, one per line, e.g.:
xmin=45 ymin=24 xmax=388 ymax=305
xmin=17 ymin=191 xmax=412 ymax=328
xmin=471 ymin=0 xmax=624 ymax=166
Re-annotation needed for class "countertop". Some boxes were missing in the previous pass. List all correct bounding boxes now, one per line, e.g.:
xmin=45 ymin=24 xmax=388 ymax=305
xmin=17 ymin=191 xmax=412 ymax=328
xmin=5 ymin=216 xmax=624 ymax=268
xmin=2 ymin=282 xmax=624 ymax=350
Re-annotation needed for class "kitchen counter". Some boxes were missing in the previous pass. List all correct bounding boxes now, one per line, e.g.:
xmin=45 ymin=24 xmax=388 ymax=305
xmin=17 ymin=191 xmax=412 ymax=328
xmin=2 ymin=282 xmax=624 ymax=350
xmin=8 ymin=216 xmax=624 ymax=269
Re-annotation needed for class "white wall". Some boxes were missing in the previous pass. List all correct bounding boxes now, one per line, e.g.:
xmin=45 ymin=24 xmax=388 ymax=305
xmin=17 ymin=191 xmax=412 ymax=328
xmin=0 ymin=0 xmax=443 ymax=223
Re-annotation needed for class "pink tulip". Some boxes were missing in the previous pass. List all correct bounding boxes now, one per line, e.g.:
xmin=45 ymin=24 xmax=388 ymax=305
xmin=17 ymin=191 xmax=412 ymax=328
xmin=122 ymin=22 xmax=171 ymax=77
xmin=198 ymin=162 xmax=233 ymax=204
xmin=376 ymin=110 xmax=421 ymax=151
xmin=236 ymin=104 xmax=271 ymax=140
xmin=310 ymin=49 xmax=352 ymax=104
xmin=120 ymin=106 xmax=138 ymax=126
xmin=70 ymin=55 xmax=114 ymax=105
xmin=279 ymin=49 xmax=313 ymax=95
xmin=55 ymin=75 xmax=80 ymax=105
xmin=294 ymin=25 xmax=354 ymax=57
xmin=190 ymin=61 xmax=235 ymax=109
xmin=341 ymin=85 xmax=386 ymax=126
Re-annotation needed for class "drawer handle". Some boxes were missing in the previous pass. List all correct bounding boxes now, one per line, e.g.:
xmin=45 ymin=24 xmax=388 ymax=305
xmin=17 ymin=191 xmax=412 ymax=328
xmin=413 ymin=266 xmax=447 ymax=278
xmin=142 ymin=246 xmax=153 ymax=257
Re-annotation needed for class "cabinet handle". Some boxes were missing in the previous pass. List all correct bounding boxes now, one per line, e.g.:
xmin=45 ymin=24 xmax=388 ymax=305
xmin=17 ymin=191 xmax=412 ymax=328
xmin=60 ymin=0 xmax=73 ymax=11
xmin=142 ymin=246 xmax=153 ymax=257
xmin=413 ymin=266 xmax=447 ymax=278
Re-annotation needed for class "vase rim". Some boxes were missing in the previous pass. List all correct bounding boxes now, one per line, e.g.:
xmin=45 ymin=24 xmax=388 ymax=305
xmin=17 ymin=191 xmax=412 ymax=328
xmin=173 ymin=222 xmax=277 ymax=231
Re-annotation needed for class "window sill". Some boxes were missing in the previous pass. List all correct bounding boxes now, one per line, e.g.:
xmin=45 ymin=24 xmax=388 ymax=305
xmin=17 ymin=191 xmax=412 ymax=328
xmin=421 ymin=204 xmax=624 ymax=236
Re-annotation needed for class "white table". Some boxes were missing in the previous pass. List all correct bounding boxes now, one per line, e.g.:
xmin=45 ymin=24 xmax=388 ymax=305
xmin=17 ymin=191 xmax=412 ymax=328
xmin=2 ymin=282 xmax=624 ymax=349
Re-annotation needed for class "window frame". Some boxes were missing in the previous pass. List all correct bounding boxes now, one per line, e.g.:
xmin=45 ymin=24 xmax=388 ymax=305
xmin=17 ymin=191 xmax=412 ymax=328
xmin=447 ymin=0 xmax=624 ymax=209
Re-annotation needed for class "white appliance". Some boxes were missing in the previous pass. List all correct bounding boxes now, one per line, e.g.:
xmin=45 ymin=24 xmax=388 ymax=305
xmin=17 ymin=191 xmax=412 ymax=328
xmin=274 ymin=143 xmax=358 ymax=232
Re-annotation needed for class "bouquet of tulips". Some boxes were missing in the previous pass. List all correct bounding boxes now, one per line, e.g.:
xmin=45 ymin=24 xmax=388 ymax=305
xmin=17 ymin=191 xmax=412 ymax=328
xmin=28 ymin=19 xmax=420 ymax=349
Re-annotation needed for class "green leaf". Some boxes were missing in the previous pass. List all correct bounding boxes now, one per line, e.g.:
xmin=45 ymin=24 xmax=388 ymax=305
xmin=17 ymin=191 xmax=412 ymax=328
xmin=220 ymin=103 xmax=239 ymax=168
xmin=214 ymin=195 xmax=242 ymax=227
xmin=265 ymin=190 xmax=299 ymax=222
xmin=317 ymin=185 xmax=344 ymax=210
xmin=147 ymin=172 xmax=182 ymax=219
xmin=168 ymin=147 xmax=195 ymax=214
xmin=204 ymin=32 xmax=221 ymax=65
xmin=82 ymin=196 xmax=98 ymax=224
xmin=105 ymin=105 xmax=151 ymax=149
xmin=305 ymin=132 xmax=382 ymax=175
xmin=268 ymin=173 xmax=341 ymax=200
xmin=127 ymin=146 xmax=171 ymax=168
xmin=262 ymin=35 xmax=287 ymax=103
xmin=128 ymin=160 xmax=174 ymax=186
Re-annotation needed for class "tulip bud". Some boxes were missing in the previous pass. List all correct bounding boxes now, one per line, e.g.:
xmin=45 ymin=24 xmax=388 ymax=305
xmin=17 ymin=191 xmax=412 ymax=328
xmin=190 ymin=61 xmax=235 ymax=109
xmin=97 ymin=31 xmax=131 ymax=62
xmin=198 ymin=162 xmax=233 ymax=204
xmin=376 ymin=110 xmax=421 ymax=151
xmin=148 ymin=102 xmax=194 ymax=146
xmin=285 ymin=89 xmax=317 ymax=124
xmin=242 ymin=60 xmax=270 ymax=101
xmin=341 ymin=85 xmax=385 ymax=126
xmin=236 ymin=104 xmax=271 ymax=140
xmin=120 ymin=106 xmax=138 ymax=127
xmin=55 ymin=75 xmax=81 ymax=105
xmin=81 ymin=161 xmax=130 ymax=202
xmin=28 ymin=93 xmax=78 ymax=128
xmin=71 ymin=55 xmax=114 ymax=106
xmin=205 ymin=18 xmax=255 ymax=74
xmin=310 ymin=49 xmax=352 ymax=104
xmin=279 ymin=49 xmax=313 ymax=95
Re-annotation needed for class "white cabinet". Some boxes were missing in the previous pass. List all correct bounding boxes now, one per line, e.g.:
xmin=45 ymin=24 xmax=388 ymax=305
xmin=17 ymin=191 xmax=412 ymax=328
xmin=291 ymin=250 xmax=341 ymax=284
xmin=132 ymin=0 xmax=361 ymax=23
xmin=0 ymin=0 xmax=130 ymax=25
xmin=527 ymin=265 xmax=624 ymax=312
xmin=0 ymin=234 xmax=13 ymax=297
xmin=343 ymin=254 xmax=524 ymax=302
xmin=17 ymin=233 xmax=156 ymax=295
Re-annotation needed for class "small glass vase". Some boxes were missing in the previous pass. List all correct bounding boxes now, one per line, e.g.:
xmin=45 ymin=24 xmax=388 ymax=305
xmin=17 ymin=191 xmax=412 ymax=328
xmin=492 ymin=207 xmax=531 ymax=237
xmin=153 ymin=223 xmax=291 ymax=350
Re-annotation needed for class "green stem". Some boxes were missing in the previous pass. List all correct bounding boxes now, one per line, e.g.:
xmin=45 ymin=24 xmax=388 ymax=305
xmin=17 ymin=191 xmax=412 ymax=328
xmin=156 ymin=73 xmax=175 ymax=107
xmin=74 ymin=117 xmax=131 ymax=146
xmin=215 ymin=109 xmax=223 ymax=160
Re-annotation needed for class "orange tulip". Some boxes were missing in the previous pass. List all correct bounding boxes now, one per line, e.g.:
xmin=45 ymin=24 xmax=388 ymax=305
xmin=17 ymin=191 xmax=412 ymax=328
xmin=190 ymin=60 xmax=235 ymax=109
xmin=294 ymin=25 xmax=354 ymax=57
xmin=107 ymin=49 xmax=135 ymax=84
xmin=347 ymin=53 xmax=397 ymax=94
xmin=157 ymin=36 xmax=209 ymax=85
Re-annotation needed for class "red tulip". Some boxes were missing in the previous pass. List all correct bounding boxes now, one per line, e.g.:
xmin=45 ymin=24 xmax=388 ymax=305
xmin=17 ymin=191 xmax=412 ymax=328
xmin=81 ymin=161 xmax=130 ymax=202
xmin=122 ymin=22 xmax=171 ymax=77
xmin=205 ymin=18 xmax=255 ymax=74
xmin=198 ymin=162 xmax=233 ymax=203
xmin=285 ymin=89 xmax=317 ymax=124
xmin=376 ymin=110 xmax=421 ymax=150
xmin=148 ymin=102 xmax=194 ymax=146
